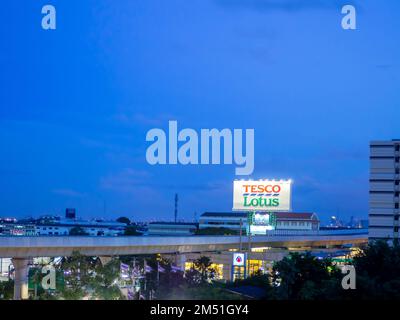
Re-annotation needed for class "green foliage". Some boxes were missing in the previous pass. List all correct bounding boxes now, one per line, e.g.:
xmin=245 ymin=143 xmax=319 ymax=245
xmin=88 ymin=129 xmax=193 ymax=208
xmin=116 ymin=217 xmax=130 ymax=225
xmin=0 ymin=280 xmax=14 ymax=300
xmin=18 ymin=241 xmax=400 ymax=300
xmin=193 ymin=256 xmax=216 ymax=283
xmin=350 ymin=241 xmax=400 ymax=299
xmin=271 ymin=252 xmax=342 ymax=300
xmin=184 ymin=269 xmax=203 ymax=286
xmin=55 ymin=251 xmax=98 ymax=300
xmin=195 ymin=227 xmax=238 ymax=236
xmin=124 ymin=225 xmax=142 ymax=236
xmin=91 ymin=258 xmax=124 ymax=300
xmin=69 ymin=226 xmax=89 ymax=236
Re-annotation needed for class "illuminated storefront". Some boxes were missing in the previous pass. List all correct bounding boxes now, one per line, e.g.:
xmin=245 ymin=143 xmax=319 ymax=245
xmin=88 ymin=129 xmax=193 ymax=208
xmin=184 ymin=262 xmax=224 ymax=280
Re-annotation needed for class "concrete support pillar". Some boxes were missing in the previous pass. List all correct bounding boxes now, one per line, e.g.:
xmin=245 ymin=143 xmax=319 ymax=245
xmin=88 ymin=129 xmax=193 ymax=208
xmin=175 ymin=253 xmax=186 ymax=269
xmin=12 ymin=258 xmax=30 ymax=300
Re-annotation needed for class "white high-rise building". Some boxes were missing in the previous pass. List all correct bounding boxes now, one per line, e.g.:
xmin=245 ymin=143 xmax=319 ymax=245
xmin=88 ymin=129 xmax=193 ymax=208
xmin=369 ymin=140 xmax=400 ymax=244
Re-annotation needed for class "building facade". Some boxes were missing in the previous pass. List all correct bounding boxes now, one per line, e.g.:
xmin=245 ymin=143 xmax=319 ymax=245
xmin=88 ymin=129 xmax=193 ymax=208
xmin=0 ymin=209 xmax=127 ymax=237
xmin=35 ymin=217 xmax=126 ymax=236
xmin=369 ymin=140 xmax=400 ymax=243
xmin=199 ymin=212 xmax=248 ymax=233
xmin=147 ymin=222 xmax=198 ymax=236
xmin=199 ymin=211 xmax=319 ymax=234
xmin=275 ymin=212 xmax=319 ymax=231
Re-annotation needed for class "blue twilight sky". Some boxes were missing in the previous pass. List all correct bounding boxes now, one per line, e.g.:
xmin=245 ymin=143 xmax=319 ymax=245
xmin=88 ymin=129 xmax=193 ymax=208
xmin=0 ymin=0 xmax=399 ymax=223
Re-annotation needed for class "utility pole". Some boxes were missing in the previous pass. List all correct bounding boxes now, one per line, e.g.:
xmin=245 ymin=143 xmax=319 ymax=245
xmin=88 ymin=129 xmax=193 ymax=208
xmin=157 ymin=261 xmax=160 ymax=286
xmin=246 ymin=211 xmax=254 ymax=278
xmin=174 ymin=193 xmax=178 ymax=222
xmin=239 ymin=218 xmax=243 ymax=252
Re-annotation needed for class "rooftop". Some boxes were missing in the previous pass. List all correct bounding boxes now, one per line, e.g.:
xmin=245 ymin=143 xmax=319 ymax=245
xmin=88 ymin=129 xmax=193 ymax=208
xmin=148 ymin=222 xmax=199 ymax=226
xmin=275 ymin=212 xmax=318 ymax=220
xmin=201 ymin=212 xmax=247 ymax=218
xmin=201 ymin=212 xmax=318 ymax=220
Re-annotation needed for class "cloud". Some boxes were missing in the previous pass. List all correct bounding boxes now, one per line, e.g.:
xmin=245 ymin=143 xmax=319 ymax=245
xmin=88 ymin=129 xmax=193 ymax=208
xmin=214 ymin=0 xmax=358 ymax=13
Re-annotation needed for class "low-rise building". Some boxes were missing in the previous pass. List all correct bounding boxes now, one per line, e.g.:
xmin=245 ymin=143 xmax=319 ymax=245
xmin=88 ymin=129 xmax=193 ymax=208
xmin=199 ymin=211 xmax=320 ymax=234
xmin=147 ymin=222 xmax=198 ymax=236
xmin=0 ymin=209 xmax=127 ymax=237
xmin=275 ymin=212 xmax=319 ymax=231
xmin=199 ymin=212 xmax=248 ymax=233
xmin=0 ymin=223 xmax=36 ymax=236
xmin=35 ymin=217 xmax=126 ymax=236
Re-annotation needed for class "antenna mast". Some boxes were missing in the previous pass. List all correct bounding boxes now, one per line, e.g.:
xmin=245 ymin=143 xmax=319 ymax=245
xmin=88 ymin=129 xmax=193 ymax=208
xmin=174 ymin=193 xmax=178 ymax=222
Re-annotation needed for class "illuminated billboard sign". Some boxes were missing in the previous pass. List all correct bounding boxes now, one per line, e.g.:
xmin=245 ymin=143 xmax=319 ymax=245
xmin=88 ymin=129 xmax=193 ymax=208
xmin=249 ymin=212 xmax=275 ymax=235
xmin=233 ymin=180 xmax=292 ymax=211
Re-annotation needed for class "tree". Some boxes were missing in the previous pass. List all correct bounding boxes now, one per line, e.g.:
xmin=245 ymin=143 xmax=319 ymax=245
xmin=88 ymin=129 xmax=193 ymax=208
xmin=116 ymin=217 xmax=130 ymax=225
xmin=193 ymin=256 xmax=216 ymax=283
xmin=124 ymin=225 xmax=142 ymax=236
xmin=271 ymin=252 xmax=342 ymax=300
xmin=91 ymin=258 xmax=124 ymax=300
xmin=0 ymin=280 xmax=14 ymax=300
xmin=150 ymin=256 xmax=186 ymax=299
xmin=350 ymin=240 xmax=400 ymax=299
xmin=184 ymin=269 xmax=203 ymax=286
xmin=55 ymin=251 xmax=97 ymax=300
xmin=69 ymin=226 xmax=89 ymax=236
xmin=30 ymin=267 xmax=42 ymax=300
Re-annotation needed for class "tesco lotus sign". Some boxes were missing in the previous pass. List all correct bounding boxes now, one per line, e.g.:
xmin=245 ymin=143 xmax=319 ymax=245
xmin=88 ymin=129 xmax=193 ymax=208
xmin=233 ymin=180 xmax=292 ymax=212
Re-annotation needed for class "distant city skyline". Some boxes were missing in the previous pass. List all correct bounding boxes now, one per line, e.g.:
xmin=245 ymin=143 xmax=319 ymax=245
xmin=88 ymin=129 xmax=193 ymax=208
xmin=1 ymin=1 xmax=400 ymax=222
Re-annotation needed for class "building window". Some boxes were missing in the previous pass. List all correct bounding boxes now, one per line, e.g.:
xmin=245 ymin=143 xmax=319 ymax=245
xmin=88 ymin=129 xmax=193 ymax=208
xmin=395 ymin=226 xmax=399 ymax=233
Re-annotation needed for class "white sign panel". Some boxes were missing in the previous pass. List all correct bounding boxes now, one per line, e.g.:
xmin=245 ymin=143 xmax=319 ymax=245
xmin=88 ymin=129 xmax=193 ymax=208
xmin=233 ymin=180 xmax=292 ymax=212
xmin=233 ymin=253 xmax=245 ymax=266
xmin=249 ymin=225 xmax=274 ymax=235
